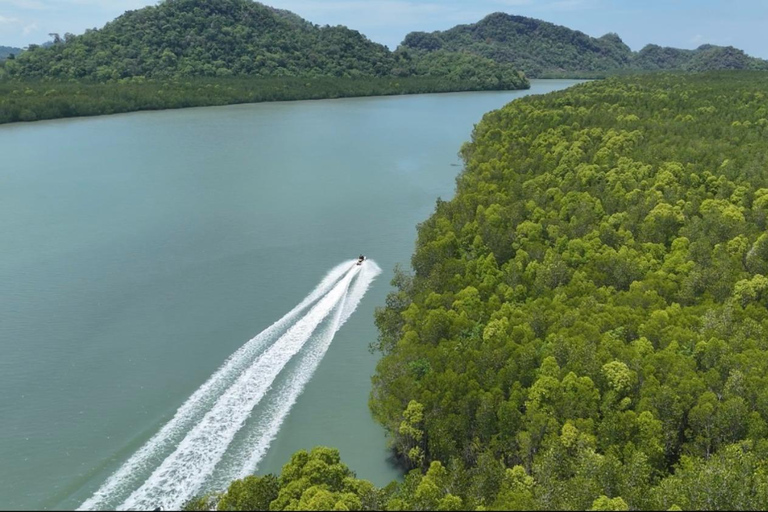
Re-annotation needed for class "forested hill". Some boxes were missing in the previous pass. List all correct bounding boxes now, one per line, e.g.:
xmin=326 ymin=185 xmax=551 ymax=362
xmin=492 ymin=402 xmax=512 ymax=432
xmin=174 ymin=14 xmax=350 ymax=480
xmin=3 ymin=0 xmax=393 ymax=80
xmin=0 ymin=0 xmax=529 ymax=125
xmin=0 ymin=0 xmax=526 ymax=89
xmin=0 ymin=46 xmax=21 ymax=60
xmin=401 ymin=12 xmax=768 ymax=77
xmin=635 ymin=43 xmax=768 ymax=72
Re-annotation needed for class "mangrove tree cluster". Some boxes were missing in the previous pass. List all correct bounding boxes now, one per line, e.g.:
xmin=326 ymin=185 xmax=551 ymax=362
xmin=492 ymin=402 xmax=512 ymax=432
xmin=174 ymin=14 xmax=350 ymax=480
xmin=187 ymin=71 xmax=768 ymax=511
xmin=0 ymin=74 xmax=528 ymax=125
xmin=370 ymin=70 xmax=768 ymax=510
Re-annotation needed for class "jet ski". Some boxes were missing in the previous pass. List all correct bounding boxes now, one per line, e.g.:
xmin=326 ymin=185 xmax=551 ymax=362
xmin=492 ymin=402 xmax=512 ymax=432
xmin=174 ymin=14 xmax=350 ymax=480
xmin=357 ymin=255 xmax=366 ymax=266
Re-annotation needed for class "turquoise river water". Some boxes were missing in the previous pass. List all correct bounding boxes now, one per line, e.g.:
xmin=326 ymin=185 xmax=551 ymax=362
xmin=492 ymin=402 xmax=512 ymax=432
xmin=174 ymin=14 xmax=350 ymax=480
xmin=0 ymin=79 xmax=583 ymax=510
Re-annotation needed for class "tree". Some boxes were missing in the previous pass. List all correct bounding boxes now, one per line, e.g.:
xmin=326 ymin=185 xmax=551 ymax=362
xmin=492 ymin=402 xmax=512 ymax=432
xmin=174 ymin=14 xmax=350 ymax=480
xmin=217 ymin=475 xmax=279 ymax=511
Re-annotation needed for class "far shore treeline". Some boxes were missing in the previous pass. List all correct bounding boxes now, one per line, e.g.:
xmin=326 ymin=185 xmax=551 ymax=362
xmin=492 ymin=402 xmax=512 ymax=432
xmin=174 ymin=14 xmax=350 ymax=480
xmin=0 ymin=76 xmax=527 ymax=125
xmin=2 ymin=0 xmax=767 ymax=124
xmin=0 ymin=0 xmax=529 ymax=124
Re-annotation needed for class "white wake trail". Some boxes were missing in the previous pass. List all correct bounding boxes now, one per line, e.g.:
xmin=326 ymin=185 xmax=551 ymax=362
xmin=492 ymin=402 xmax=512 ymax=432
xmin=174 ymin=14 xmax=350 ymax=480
xmin=78 ymin=261 xmax=352 ymax=511
xmin=231 ymin=260 xmax=382 ymax=481
xmin=339 ymin=259 xmax=381 ymax=327
xmin=119 ymin=265 xmax=360 ymax=511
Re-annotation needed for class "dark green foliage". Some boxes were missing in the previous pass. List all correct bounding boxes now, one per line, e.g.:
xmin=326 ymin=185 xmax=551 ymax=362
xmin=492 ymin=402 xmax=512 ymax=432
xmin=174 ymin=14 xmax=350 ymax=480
xmin=401 ymin=13 xmax=633 ymax=78
xmin=0 ymin=46 xmax=21 ymax=61
xmin=635 ymin=44 xmax=768 ymax=72
xmin=400 ymin=13 xmax=768 ymax=77
xmin=0 ymin=75 xmax=527 ymax=125
xmin=632 ymin=44 xmax=696 ymax=70
xmin=368 ymin=71 xmax=768 ymax=509
xmin=393 ymin=49 xmax=526 ymax=90
xmin=685 ymin=45 xmax=768 ymax=72
xmin=183 ymin=493 xmax=222 ymax=511
xmin=147 ymin=71 xmax=768 ymax=511
xmin=216 ymin=474 xmax=279 ymax=511
xmin=0 ymin=0 xmax=528 ymax=91
xmin=200 ymin=443 xmax=768 ymax=510
xmin=0 ymin=0 xmax=529 ymax=123
xmin=3 ymin=0 xmax=394 ymax=81
xmin=204 ymin=447 xmax=387 ymax=511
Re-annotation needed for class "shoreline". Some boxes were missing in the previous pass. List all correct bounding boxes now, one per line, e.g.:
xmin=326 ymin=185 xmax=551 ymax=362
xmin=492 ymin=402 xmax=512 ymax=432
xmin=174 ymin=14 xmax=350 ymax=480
xmin=0 ymin=79 xmax=591 ymax=130
xmin=0 ymin=75 xmax=532 ymax=127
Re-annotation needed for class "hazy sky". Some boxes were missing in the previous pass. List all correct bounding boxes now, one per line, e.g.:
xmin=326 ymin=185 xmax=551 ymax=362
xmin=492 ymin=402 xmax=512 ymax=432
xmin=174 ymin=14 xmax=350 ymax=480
xmin=0 ymin=0 xmax=766 ymax=58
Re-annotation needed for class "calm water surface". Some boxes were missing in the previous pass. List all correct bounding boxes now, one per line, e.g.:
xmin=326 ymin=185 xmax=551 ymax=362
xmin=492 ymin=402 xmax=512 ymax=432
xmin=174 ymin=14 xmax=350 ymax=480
xmin=0 ymin=80 xmax=583 ymax=510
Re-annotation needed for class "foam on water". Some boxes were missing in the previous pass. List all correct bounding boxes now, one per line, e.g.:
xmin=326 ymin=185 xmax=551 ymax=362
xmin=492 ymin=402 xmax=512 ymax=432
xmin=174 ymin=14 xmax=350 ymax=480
xmin=222 ymin=260 xmax=382 ymax=482
xmin=78 ymin=261 xmax=354 ymax=511
xmin=118 ymin=264 xmax=361 ymax=510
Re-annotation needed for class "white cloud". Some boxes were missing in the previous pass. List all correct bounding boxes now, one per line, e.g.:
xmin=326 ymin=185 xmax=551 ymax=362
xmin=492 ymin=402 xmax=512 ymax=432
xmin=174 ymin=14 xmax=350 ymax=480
xmin=0 ymin=15 xmax=22 ymax=24
xmin=22 ymin=21 xmax=37 ymax=33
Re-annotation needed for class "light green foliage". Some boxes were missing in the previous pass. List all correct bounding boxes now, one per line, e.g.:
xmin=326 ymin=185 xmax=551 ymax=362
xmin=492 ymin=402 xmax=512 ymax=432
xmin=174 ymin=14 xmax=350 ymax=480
xmin=491 ymin=466 xmax=538 ymax=510
xmin=733 ymin=275 xmax=768 ymax=306
xmin=601 ymin=361 xmax=634 ymax=394
xmin=264 ymin=447 xmax=380 ymax=511
xmin=216 ymin=474 xmax=279 ymax=511
xmin=370 ymin=72 xmax=768 ymax=510
xmin=590 ymin=495 xmax=629 ymax=511
xmin=183 ymin=493 xmax=222 ymax=511
xmin=399 ymin=401 xmax=426 ymax=468
xmin=166 ymin=72 xmax=768 ymax=512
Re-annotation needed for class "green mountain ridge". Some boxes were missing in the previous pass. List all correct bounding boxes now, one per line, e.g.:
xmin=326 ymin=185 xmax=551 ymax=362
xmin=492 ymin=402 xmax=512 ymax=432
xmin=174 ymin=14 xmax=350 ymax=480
xmin=1 ymin=0 xmax=526 ymax=90
xmin=5 ymin=1 xmax=765 ymax=83
xmin=4 ymin=0 xmax=395 ymax=80
xmin=401 ymin=12 xmax=768 ymax=77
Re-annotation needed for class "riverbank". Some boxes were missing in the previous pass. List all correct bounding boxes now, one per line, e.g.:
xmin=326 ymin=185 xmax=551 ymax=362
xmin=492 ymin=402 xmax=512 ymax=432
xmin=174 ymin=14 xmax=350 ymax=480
xmin=0 ymin=80 xmax=582 ymax=510
xmin=0 ymin=75 xmax=531 ymax=125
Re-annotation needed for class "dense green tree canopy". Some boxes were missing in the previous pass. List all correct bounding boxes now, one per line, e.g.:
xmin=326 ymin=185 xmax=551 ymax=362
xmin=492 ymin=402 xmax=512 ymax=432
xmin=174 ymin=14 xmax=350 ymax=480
xmin=3 ymin=0 xmax=394 ymax=80
xmin=368 ymin=70 xmax=768 ymax=510
xmin=400 ymin=13 xmax=768 ymax=77
xmin=0 ymin=0 xmax=528 ymax=88
xmin=187 ymin=71 xmax=768 ymax=512
xmin=635 ymin=44 xmax=768 ymax=72
xmin=0 ymin=73 xmax=528 ymax=125
xmin=401 ymin=13 xmax=632 ymax=77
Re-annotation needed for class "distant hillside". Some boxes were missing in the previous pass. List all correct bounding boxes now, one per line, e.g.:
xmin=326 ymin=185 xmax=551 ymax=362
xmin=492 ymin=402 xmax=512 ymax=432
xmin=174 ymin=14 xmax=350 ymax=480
xmin=400 ymin=13 xmax=633 ymax=77
xmin=4 ymin=0 xmax=393 ymax=80
xmin=401 ymin=13 xmax=768 ymax=77
xmin=0 ymin=46 xmax=22 ymax=60
xmin=636 ymin=44 xmax=768 ymax=71
xmin=1 ymin=0 xmax=526 ymax=90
